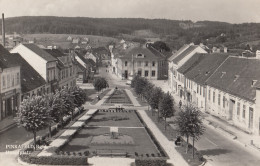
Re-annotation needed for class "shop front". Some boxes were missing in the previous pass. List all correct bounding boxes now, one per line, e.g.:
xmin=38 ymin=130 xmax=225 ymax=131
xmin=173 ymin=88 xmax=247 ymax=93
xmin=0 ymin=89 xmax=20 ymax=120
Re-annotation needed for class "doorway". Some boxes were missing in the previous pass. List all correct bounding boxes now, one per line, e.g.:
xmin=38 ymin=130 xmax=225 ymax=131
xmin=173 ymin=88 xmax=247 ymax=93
xmin=228 ymin=99 xmax=235 ymax=120
xmin=249 ymin=107 xmax=253 ymax=129
xmin=124 ymin=70 xmax=128 ymax=79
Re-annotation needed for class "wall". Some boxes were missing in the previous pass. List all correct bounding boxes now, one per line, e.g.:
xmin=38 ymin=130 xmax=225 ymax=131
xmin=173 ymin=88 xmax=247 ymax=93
xmin=207 ymin=85 xmax=258 ymax=134
xmin=10 ymin=45 xmax=47 ymax=80
xmin=0 ymin=66 xmax=21 ymax=93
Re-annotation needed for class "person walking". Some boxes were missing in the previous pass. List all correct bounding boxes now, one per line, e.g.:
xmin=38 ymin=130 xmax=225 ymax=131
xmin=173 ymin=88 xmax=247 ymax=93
xmin=179 ymin=100 xmax=182 ymax=108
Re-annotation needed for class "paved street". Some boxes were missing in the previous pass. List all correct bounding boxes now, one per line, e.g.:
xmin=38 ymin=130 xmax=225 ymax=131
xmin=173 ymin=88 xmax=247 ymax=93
xmin=151 ymin=80 xmax=260 ymax=166
xmin=1 ymin=67 xmax=260 ymax=166
xmin=196 ymin=125 xmax=260 ymax=166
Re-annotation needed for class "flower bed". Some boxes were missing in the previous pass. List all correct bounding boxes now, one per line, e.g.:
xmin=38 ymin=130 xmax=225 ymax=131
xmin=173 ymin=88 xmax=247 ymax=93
xmin=135 ymin=157 xmax=167 ymax=166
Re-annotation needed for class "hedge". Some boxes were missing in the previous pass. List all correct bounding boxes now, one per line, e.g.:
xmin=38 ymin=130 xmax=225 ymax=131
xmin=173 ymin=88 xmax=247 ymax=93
xmin=135 ymin=158 xmax=167 ymax=166
xmin=134 ymin=111 xmax=168 ymax=158
xmin=20 ymin=154 xmax=88 ymax=165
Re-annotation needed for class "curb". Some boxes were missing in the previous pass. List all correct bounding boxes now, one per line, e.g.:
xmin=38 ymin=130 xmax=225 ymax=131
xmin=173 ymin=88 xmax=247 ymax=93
xmin=203 ymin=118 xmax=260 ymax=154
xmin=0 ymin=123 xmax=17 ymax=134
xmin=203 ymin=119 xmax=237 ymax=140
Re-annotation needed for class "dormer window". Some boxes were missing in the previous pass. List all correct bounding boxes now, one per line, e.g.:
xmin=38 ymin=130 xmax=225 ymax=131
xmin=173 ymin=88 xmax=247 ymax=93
xmin=220 ymin=72 xmax=226 ymax=78
xmin=234 ymin=75 xmax=239 ymax=82
xmin=136 ymin=54 xmax=144 ymax=58
xmin=252 ymin=80 xmax=257 ymax=87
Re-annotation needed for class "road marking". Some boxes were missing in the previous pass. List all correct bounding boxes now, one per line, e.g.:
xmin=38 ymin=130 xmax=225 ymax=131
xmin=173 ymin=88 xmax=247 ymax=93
xmin=205 ymin=137 xmax=218 ymax=147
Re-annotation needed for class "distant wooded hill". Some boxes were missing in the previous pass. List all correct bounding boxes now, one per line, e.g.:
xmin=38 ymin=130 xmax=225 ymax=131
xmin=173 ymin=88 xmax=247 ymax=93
xmin=1 ymin=16 xmax=260 ymax=49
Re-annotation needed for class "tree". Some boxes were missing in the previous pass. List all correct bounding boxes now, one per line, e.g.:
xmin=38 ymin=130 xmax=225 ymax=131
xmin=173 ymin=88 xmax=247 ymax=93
xmin=143 ymin=82 xmax=155 ymax=110
xmin=45 ymin=92 xmax=65 ymax=137
xmin=72 ymin=86 xmax=87 ymax=113
xmin=176 ymin=104 xmax=205 ymax=158
xmin=15 ymin=96 xmax=51 ymax=150
xmin=151 ymin=41 xmax=171 ymax=52
xmin=148 ymin=87 xmax=163 ymax=117
xmin=59 ymin=87 xmax=76 ymax=121
xmin=131 ymin=75 xmax=140 ymax=88
xmin=134 ymin=77 xmax=148 ymax=98
xmin=159 ymin=92 xmax=175 ymax=130
xmin=93 ymin=77 xmax=109 ymax=92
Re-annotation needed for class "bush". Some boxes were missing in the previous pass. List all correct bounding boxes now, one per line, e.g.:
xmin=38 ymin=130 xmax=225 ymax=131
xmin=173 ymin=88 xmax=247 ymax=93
xmin=20 ymin=154 xmax=88 ymax=165
xmin=135 ymin=158 xmax=167 ymax=166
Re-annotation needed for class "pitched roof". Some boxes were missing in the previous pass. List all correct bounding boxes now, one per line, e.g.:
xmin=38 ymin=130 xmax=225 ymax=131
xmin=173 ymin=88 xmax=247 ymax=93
xmin=168 ymin=44 xmax=189 ymax=61
xmin=86 ymin=59 xmax=96 ymax=66
xmin=172 ymin=45 xmax=200 ymax=64
xmin=0 ymin=44 xmax=19 ymax=69
xmin=11 ymin=53 xmax=46 ymax=93
xmin=119 ymin=46 xmax=165 ymax=60
xmin=206 ymin=57 xmax=260 ymax=102
xmin=75 ymin=51 xmax=94 ymax=67
xmin=43 ymin=49 xmax=66 ymax=69
xmin=44 ymin=49 xmax=67 ymax=58
xmin=177 ymin=53 xmax=207 ymax=74
xmin=185 ymin=53 xmax=229 ymax=85
xmin=22 ymin=44 xmax=57 ymax=62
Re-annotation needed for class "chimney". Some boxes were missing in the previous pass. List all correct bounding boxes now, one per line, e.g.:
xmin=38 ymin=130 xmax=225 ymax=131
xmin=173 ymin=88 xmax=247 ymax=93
xmin=256 ymin=50 xmax=260 ymax=59
xmin=2 ymin=13 xmax=5 ymax=47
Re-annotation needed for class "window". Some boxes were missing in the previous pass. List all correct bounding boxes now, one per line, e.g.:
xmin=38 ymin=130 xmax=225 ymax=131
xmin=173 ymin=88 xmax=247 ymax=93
xmin=223 ymin=96 xmax=226 ymax=108
xmin=2 ymin=75 xmax=6 ymax=89
xmin=208 ymin=89 xmax=211 ymax=101
xmin=152 ymin=70 xmax=156 ymax=77
xmin=242 ymin=105 xmax=246 ymax=118
xmin=145 ymin=70 xmax=149 ymax=77
xmin=218 ymin=94 xmax=221 ymax=105
xmin=197 ymin=85 xmax=199 ymax=93
xmin=125 ymin=61 xmax=128 ymax=66
xmin=237 ymin=102 xmax=240 ymax=116
xmin=152 ymin=61 xmax=155 ymax=66
xmin=145 ymin=61 xmax=148 ymax=66
xmin=12 ymin=74 xmax=14 ymax=86
xmin=7 ymin=75 xmax=10 ymax=88
xmin=213 ymin=92 xmax=215 ymax=103
xmin=203 ymin=87 xmax=205 ymax=97
xmin=138 ymin=61 xmax=141 ymax=67
xmin=16 ymin=73 xmax=20 ymax=85
xmin=200 ymin=85 xmax=202 ymax=95
xmin=137 ymin=69 xmax=142 ymax=76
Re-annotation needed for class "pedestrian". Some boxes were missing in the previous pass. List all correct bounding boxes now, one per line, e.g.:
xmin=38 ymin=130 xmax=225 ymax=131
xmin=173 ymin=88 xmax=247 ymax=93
xmin=179 ymin=100 xmax=182 ymax=108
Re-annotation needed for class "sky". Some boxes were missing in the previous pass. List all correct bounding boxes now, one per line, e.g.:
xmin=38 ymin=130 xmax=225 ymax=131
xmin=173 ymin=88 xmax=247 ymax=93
xmin=0 ymin=0 xmax=260 ymax=23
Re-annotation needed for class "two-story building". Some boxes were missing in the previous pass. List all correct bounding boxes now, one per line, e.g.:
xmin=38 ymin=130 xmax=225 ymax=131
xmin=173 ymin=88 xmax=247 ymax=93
xmin=10 ymin=53 xmax=46 ymax=101
xmin=168 ymin=43 xmax=207 ymax=97
xmin=73 ymin=52 xmax=95 ymax=83
xmin=116 ymin=45 xmax=168 ymax=80
xmin=10 ymin=44 xmax=58 ymax=93
xmin=44 ymin=49 xmax=77 ymax=88
xmin=0 ymin=45 xmax=21 ymax=120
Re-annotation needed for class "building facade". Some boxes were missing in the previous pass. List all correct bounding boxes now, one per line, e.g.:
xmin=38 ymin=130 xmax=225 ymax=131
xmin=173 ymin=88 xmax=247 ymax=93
xmin=10 ymin=44 xmax=58 ymax=93
xmin=0 ymin=45 xmax=21 ymax=121
xmin=116 ymin=46 xmax=168 ymax=80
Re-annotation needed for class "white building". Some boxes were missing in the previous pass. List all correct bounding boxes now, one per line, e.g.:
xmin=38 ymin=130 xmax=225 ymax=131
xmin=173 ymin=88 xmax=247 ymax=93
xmin=168 ymin=43 xmax=207 ymax=97
xmin=10 ymin=44 xmax=58 ymax=93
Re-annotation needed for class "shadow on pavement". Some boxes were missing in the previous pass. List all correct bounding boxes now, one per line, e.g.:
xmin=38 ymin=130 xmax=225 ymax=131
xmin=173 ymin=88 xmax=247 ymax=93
xmin=200 ymin=148 xmax=231 ymax=156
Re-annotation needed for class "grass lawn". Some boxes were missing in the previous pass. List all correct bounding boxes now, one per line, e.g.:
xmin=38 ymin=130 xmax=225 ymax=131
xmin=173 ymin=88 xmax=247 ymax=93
xmin=145 ymin=110 xmax=205 ymax=166
xmin=60 ymin=110 xmax=163 ymax=157
xmin=87 ymin=111 xmax=143 ymax=127
xmin=61 ymin=127 xmax=159 ymax=156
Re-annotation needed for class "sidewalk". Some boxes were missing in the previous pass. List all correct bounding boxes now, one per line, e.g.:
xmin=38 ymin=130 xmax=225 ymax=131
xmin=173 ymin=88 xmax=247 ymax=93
xmin=0 ymin=116 xmax=16 ymax=134
xmin=150 ymin=80 xmax=260 ymax=153
xmin=137 ymin=109 xmax=189 ymax=166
